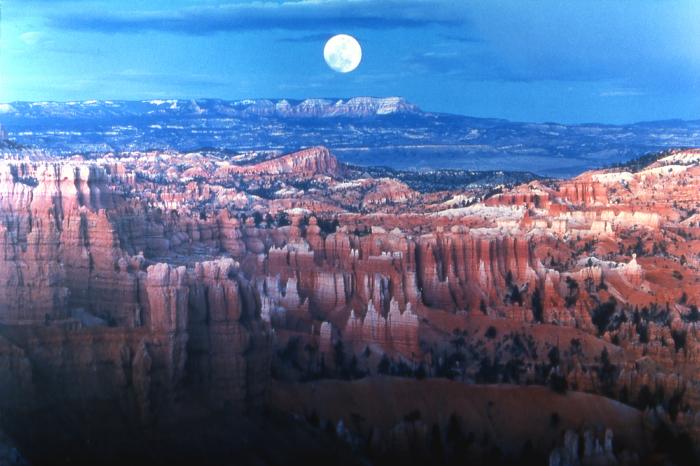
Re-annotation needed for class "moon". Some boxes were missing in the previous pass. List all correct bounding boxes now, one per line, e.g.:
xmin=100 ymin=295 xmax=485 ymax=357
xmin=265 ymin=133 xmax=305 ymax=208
xmin=324 ymin=34 xmax=362 ymax=73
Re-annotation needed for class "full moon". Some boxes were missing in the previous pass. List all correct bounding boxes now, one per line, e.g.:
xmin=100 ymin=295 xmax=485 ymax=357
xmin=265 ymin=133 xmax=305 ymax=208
xmin=324 ymin=34 xmax=362 ymax=73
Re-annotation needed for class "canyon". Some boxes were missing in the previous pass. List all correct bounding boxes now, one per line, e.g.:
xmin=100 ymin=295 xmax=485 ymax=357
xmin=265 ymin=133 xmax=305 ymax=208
xmin=0 ymin=145 xmax=699 ymax=464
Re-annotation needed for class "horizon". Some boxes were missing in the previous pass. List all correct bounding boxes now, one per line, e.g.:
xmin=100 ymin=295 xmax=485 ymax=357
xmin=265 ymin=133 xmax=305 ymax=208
xmin=2 ymin=95 xmax=700 ymax=127
xmin=1 ymin=1 xmax=699 ymax=125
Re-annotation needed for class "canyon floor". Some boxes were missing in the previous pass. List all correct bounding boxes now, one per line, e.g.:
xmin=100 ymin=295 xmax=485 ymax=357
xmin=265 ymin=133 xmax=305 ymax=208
xmin=0 ymin=145 xmax=699 ymax=465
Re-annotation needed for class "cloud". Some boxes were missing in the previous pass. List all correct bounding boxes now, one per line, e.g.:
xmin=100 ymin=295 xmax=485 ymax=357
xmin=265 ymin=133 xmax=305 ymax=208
xmin=397 ymin=0 xmax=700 ymax=92
xmin=277 ymin=33 xmax=336 ymax=44
xmin=9 ymin=69 xmax=233 ymax=101
xmin=19 ymin=31 xmax=45 ymax=46
xmin=402 ymin=46 xmax=627 ymax=85
xmin=48 ymin=1 xmax=463 ymax=35
xmin=439 ymin=33 xmax=481 ymax=44
xmin=599 ymin=89 xmax=645 ymax=98
xmin=111 ymin=69 xmax=231 ymax=88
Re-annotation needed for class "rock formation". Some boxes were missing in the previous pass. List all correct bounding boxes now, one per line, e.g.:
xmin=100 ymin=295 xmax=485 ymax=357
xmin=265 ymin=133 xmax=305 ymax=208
xmin=344 ymin=300 xmax=419 ymax=354
xmin=227 ymin=146 xmax=339 ymax=178
xmin=1 ymin=146 xmax=699 ymax=464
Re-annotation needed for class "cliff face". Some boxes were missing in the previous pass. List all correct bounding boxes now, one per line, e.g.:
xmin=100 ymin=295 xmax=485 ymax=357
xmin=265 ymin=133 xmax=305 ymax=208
xmin=557 ymin=181 xmax=609 ymax=205
xmin=185 ymin=259 xmax=270 ymax=407
xmin=343 ymin=300 xmax=419 ymax=354
xmin=2 ymin=149 xmax=690 ymax=352
xmin=244 ymin=97 xmax=419 ymax=118
xmin=1 ymin=147 xmax=699 ymax=464
xmin=0 ymin=155 xmax=544 ymax=398
xmin=415 ymin=232 xmax=536 ymax=310
xmin=261 ymin=222 xmax=538 ymax=318
xmin=0 ymin=162 xmax=121 ymax=324
xmin=0 ymin=161 xmax=272 ymax=439
xmin=228 ymin=146 xmax=340 ymax=177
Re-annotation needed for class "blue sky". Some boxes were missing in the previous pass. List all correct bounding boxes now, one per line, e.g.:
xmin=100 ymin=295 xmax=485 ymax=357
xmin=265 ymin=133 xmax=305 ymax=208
xmin=1 ymin=0 xmax=700 ymax=123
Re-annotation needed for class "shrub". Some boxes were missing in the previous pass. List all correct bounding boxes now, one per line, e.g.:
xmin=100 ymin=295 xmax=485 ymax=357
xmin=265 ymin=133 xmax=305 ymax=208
xmin=549 ymin=412 xmax=561 ymax=427
xmin=684 ymin=306 xmax=700 ymax=323
xmin=564 ymin=277 xmax=579 ymax=307
xmin=598 ymin=347 xmax=617 ymax=397
xmin=569 ymin=338 xmax=583 ymax=356
xmin=275 ymin=211 xmax=291 ymax=226
xmin=597 ymin=276 xmax=608 ymax=291
xmin=637 ymin=323 xmax=650 ymax=343
xmin=480 ymin=299 xmax=488 ymax=315
xmin=672 ymin=330 xmax=687 ymax=352
xmin=415 ymin=363 xmax=427 ymax=380
xmin=591 ymin=298 xmax=617 ymax=335
xmin=547 ymin=346 xmax=560 ymax=366
xmin=506 ymin=270 xmax=514 ymax=287
xmin=333 ymin=340 xmax=345 ymax=368
xmin=404 ymin=409 xmax=422 ymax=423
xmin=509 ymin=284 xmax=523 ymax=306
xmin=531 ymin=287 xmax=544 ymax=322
xmin=636 ymin=385 xmax=653 ymax=409
xmin=317 ymin=217 xmax=340 ymax=235
xmin=429 ymin=424 xmax=444 ymax=460
xmin=378 ymin=354 xmax=391 ymax=375
xmin=549 ymin=373 xmax=568 ymax=394
xmin=307 ymin=410 xmax=320 ymax=427
xmin=446 ymin=413 xmax=467 ymax=449
xmin=668 ymin=389 xmax=686 ymax=422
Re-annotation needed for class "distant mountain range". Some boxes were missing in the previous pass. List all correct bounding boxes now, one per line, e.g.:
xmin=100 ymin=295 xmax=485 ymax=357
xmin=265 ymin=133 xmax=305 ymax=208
xmin=1 ymin=97 xmax=700 ymax=177
xmin=0 ymin=97 xmax=419 ymax=119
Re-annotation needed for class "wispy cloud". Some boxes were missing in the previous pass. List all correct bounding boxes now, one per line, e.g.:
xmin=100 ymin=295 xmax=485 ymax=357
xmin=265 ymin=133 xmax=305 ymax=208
xmin=439 ymin=33 xmax=481 ymax=44
xmin=401 ymin=46 xmax=623 ymax=84
xmin=5 ymin=69 xmax=233 ymax=100
xmin=111 ymin=69 xmax=231 ymax=88
xmin=19 ymin=31 xmax=45 ymax=46
xmin=48 ymin=1 xmax=463 ymax=35
xmin=599 ymin=89 xmax=645 ymax=98
xmin=277 ymin=33 xmax=336 ymax=44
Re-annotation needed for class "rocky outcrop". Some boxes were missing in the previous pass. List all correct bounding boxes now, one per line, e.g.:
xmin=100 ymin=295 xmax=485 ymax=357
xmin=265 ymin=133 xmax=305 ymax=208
xmin=227 ymin=147 xmax=339 ymax=178
xmin=0 ymin=161 xmax=128 ymax=325
xmin=344 ymin=299 xmax=419 ymax=355
xmin=0 ymin=258 xmax=270 ymax=427
xmin=416 ymin=232 xmax=537 ymax=311
xmin=259 ymin=222 xmax=541 ymax=324
xmin=186 ymin=259 xmax=270 ymax=408
xmin=558 ymin=181 xmax=608 ymax=205
xmin=362 ymin=179 xmax=415 ymax=207
xmin=144 ymin=263 xmax=189 ymax=333
xmin=239 ymin=97 xmax=420 ymax=118
xmin=386 ymin=300 xmax=420 ymax=354
xmin=621 ymin=254 xmax=644 ymax=286
xmin=319 ymin=321 xmax=333 ymax=354
xmin=1 ymin=146 xmax=699 ymax=464
xmin=0 ymin=160 xmax=272 ymax=446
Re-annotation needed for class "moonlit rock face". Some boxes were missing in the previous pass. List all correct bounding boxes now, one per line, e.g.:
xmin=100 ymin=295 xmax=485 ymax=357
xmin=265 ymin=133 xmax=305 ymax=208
xmin=324 ymin=34 xmax=362 ymax=73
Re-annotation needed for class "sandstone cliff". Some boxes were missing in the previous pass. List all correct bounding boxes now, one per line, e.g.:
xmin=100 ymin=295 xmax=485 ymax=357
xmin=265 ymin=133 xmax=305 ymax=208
xmin=226 ymin=146 xmax=340 ymax=178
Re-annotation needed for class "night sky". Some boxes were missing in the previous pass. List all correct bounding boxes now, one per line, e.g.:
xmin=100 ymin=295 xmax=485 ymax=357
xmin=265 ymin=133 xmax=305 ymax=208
xmin=2 ymin=0 xmax=700 ymax=123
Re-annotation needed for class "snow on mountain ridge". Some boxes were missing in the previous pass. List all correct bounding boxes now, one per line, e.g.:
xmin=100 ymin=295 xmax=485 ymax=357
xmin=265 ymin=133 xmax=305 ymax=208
xmin=0 ymin=97 xmax=421 ymax=118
